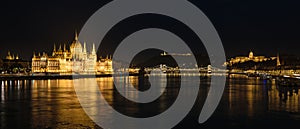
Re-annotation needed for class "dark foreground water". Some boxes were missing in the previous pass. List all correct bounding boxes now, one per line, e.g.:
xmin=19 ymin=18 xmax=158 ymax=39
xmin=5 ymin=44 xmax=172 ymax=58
xmin=0 ymin=75 xmax=300 ymax=129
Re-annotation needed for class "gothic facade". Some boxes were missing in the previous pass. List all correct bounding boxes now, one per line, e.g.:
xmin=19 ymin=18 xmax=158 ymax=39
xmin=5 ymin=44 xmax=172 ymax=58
xmin=32 ymin=32 xmax=111 ymax=73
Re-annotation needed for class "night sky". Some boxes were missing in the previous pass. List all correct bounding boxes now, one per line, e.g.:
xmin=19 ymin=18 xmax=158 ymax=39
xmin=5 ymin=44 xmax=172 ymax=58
xmin=1 ymin=0 xmax=300 ymax=60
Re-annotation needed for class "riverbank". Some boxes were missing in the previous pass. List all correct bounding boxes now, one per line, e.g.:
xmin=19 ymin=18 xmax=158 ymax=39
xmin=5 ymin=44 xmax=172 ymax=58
xmin=0 ymin=73 xmax=141 ymax=80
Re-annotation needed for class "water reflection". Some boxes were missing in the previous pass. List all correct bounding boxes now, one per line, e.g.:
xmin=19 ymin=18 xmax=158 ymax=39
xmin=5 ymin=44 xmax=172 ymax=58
xmin=0 ymin=79 xmax=97 ymax=129
xmin=268 ymin=85 xmax=300 ymax=113
xmin=0 ymin=76 xmax=299 ymax=128
xmin=99 ymin=75 xmax=181 ymax=118
xmin=226 ymin=76 xmax=267 ymax=118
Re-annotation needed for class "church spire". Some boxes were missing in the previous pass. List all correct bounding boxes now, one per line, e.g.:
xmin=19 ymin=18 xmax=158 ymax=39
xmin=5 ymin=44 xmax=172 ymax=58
xmin=83 ymin=42 xmax=87 ymax=53
xmin=92 ymin=43 xmax=96 ymax=54
xmin=53 ymin=44 xmax=56 ymax=52
xmin=58 ymin=44 xmax=62 ymax=51
xmin=64 ymin=44 xmax=66 ymax=52
xmin=75 ymin=30 xmax=78 ymax=41
xmin=277 ymin=53 xmax=281 ymax=67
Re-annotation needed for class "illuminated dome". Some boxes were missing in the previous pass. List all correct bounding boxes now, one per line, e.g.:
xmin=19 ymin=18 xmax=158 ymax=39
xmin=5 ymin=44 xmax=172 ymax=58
xmin=70 ymin=41 xmax=82 ymax=54
xmin=70 ymin=32 xmax=82 ymax=55
xmin=70 ymin=41 xmax=82 ymax=49
xmin=249 ymin=51 xmax=254 ymax=59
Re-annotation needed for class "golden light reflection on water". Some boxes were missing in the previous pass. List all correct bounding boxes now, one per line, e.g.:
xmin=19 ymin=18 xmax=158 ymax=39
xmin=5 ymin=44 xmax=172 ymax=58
xmin=0 ymin=76 xmax=300 ymax=128
xmin=30 ymin=79 xmax=98 ymax=128
xmin=227 ymin=75 xmax=300 ymax=118
xmin=228 ymin=77 xmax=261 ymax=117
xmin=1 ymin=81 xmax=4 ymax=102
xmin=268 ymin=83 xmax=300 ymax=113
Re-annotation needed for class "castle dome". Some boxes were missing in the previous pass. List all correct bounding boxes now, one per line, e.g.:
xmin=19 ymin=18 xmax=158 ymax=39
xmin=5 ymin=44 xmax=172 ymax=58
xmin=249 ymin=51 xmax=254 ymax=59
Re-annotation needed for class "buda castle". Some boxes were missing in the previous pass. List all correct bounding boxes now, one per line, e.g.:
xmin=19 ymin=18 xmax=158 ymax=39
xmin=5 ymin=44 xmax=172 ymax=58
xmin=225 ymin=51 xmax=278 ymax=66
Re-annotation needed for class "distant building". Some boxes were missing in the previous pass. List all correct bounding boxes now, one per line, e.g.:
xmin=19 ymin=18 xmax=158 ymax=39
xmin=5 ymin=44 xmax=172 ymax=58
xmin=2 ymin=51 xmax=30 ymax=73
xmin=277 ymin=55 xmax=300 ymax=69
xmin=226 ymin=51 xmax=276 ymax=66
xmin=97 ymin=56 xmax=113 ymax=73
xmin=6 ymin=51 xmax=19 ymax=60
xmin=32 ymin=32 xmax=112 ymax=73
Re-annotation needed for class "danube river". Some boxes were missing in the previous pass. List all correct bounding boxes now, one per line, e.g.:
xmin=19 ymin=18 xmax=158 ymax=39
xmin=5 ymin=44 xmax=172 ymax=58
xmin=0 ymin=75 xmax=300 ymax=129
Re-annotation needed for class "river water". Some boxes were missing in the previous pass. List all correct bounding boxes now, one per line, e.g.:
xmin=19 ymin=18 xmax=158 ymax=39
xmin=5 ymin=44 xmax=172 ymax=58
xmin=0 ymin=75 xmax=300 ymax=129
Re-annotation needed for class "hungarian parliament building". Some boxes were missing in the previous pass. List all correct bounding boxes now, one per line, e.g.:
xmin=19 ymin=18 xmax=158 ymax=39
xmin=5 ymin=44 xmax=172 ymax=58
xmin=32 ymin=32 xmax=112 ymax=73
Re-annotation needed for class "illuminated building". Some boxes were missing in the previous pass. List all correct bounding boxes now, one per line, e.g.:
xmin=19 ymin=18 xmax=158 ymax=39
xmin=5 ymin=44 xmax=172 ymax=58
xmin=6 ymin=51 xmax=19 ymax=60
xmin=2 ymin=52 xmax=30 ymax=73
xmin=97 ymin=56 xmax=113 ymax=73
xmin=226 ymin=51 xmax=277 ymax=66
xmin=32 ymin=32 xmax=112 ymax=73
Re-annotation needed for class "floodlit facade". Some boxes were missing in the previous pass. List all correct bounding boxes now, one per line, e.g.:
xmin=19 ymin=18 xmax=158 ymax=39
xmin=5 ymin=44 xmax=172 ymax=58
xmin=226 ymin=51 xmax=277 ymax=66
xmin=32 ymin=32 xmax=112 ymax=73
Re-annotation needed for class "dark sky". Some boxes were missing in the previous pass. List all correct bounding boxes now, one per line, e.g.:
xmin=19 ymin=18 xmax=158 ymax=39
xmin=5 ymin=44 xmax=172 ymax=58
xmin=1 ymin=0 xmax=300 ymax=60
